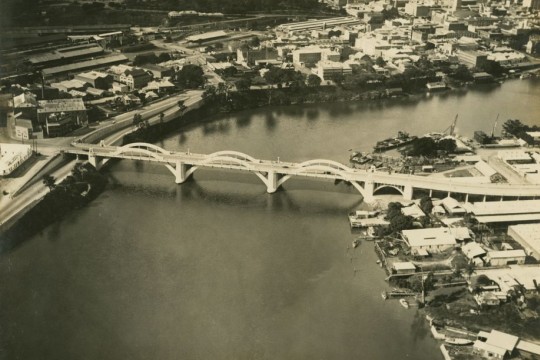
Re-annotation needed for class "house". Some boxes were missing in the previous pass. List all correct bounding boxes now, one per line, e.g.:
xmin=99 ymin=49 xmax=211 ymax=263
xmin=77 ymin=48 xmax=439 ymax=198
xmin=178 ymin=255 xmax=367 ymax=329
xmin=392 ymin=261 xmax=416 ymax=275
xmin=401 ymin=204 xmax=425 ymax=219
xmin=486 ymin=250 xmax=526 ymax=266
xmin=448 ymin=227 xmax=472 ymax=241
xmin=75 ymin=71 xmax=113 ymax=90
xmin=474 ymin=330 xmax=519 ymax=359
xmin=462 ymin=242 xmax=486 ymax=260
xmin=119 ymin=68 xmax=153 ymax=90
xmin=474 ymin=292 xmax=501 ymax=306
xmin=441 ymin=197 xmax=466 ymax=216
xmin=143 ymin=79 xmax=176 ymax=93
xmin=402 ymin=228 xmax=457 ymax=255
xmin=141 ymin=64 xmax=175 ymax=79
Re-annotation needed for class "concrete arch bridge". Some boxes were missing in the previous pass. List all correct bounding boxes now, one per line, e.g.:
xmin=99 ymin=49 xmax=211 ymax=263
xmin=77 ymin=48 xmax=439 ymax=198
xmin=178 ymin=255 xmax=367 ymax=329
xmin=64 ymin=143 xmax=540 ymax=203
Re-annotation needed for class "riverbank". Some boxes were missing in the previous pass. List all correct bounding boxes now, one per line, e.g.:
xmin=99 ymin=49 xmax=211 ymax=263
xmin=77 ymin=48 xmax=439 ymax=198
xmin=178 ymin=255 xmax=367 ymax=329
xmin=0 ymin=163 xmax=107 ymax=253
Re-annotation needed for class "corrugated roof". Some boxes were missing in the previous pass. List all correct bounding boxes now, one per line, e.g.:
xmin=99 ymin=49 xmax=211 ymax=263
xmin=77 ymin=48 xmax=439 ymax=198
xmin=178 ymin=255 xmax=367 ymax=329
xmin=42 ymin=55 xmax=128 ymax=76
xmin=486 ymin=330 xmax=519 ymax=352
xmin=487 ymin=250 xmax=526 ymax=259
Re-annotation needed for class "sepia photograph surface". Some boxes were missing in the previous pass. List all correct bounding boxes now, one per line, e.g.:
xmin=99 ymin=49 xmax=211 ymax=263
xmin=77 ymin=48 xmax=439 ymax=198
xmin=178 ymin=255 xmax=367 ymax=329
xmin=1 ymin=0 xmax=540 ymax=359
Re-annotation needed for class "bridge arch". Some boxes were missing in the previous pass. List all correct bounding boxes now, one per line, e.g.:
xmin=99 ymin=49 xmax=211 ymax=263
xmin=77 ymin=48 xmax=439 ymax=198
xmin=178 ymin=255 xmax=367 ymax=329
xmin=296 ymin=159 xmax=353 ymax=173
xmin=185 ymin=153 xmax=269 ymax=188
xmin=373 ymin=184 xmax=405 ymax=196
xmin=277 ymin=163 xmax=367 ymax=198
xmin=120 ymin=142 xmax=171 ymax=155
xmin=109 ymin=143 xmax=176 ymax=174
xmin=205 ymin=150 xmax=260 ymax=164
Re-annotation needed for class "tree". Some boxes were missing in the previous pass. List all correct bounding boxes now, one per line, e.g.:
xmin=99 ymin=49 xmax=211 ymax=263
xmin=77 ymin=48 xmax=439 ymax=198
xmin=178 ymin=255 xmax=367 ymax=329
xmin=419 ymin=196 xmax=433 ymax=215
xmin=437 ymin=138 xmax=457 ymax=153
xmin=388 ymin=214 xmax=414 ymax=233
xmin=332 ymin=73 xmax=345 ymax=86
xmin=502 ymin=119 xmax=527 ymax=137
xmin=175 ymin=64 xmax=205 ymax=89
xmin=385 ymin=202 xmax=403 ymax=221
xmin=42 ymin=174 xmax=56 ymax=191
xmin=375 ymin=56 xmax=386 ymax=67
xmin=157 ymin=52 xmax=171 ymax=63
xmin=249 ymin=37 xmax=260 ymax=48
xmin=452 ymin=65 xmax=473 ymax=81
xmin=235 ymin=77 xmax=251 ymax=91
xmin=406 ymin=137 xmax=438 ymax=157
xmin=177 ymin=100 xmax=187 ymax=112
xmin=307 ymin=74 xmax=322 ymax=87
xmin=133 ymin=113 xmax=143 ymax=126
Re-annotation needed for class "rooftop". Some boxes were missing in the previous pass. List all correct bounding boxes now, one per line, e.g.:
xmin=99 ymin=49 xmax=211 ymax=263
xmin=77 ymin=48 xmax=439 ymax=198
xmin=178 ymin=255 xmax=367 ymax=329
xmin=402 ymin=228 xmax=457 ymax=248
xmin=473 ymin=340 xmax=506 ymax=357
xmin=393 ymin=261 xmax=416 ymax=271
xmin=37 ymin=98 xmax=86 ymax=113
xmin=487 ymin=250 xmax=527 ymax=259
xmin=42 ymin=55 xmax=128 ymax=76
xmin=466 ymin=200 xmax=540 ymax=216
xmin=486 ymin=330 xmax=519 ymax=352
xmin=28 ymin=45 xmax=104 ymax=65
xmin=186 ymin=30 xmax=228 ymax=42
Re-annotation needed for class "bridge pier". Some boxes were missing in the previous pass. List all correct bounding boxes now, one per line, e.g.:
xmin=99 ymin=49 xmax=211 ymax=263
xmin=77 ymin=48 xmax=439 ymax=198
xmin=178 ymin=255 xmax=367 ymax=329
xmin=403 ymin=185 xmax=413 ymax=201
xmin=266 ymin=171 xmax=279 ymax=193
xmin=88 ymin=155 xmax=104 ymax=170
xmin=363 ymin=181 xmax=375 ymax=203
xmin=174 ymin=161 xmax=189 ymax=184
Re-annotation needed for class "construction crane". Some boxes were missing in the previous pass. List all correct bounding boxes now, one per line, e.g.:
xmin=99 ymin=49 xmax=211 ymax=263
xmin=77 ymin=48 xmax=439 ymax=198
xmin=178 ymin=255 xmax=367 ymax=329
xmin=491 ymin=113 xmax=499 ymax=138
xmin=443 ymin=114 xmax=458 ymax=136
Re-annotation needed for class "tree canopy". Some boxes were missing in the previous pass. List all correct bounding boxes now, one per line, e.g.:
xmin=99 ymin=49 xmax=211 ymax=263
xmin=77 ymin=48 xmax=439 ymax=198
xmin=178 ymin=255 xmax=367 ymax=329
xmin=175 ymin=64 xmax=205 ymax=89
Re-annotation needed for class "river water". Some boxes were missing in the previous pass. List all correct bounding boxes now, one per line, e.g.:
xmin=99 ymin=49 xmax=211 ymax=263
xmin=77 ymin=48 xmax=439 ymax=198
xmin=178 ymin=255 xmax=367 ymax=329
xmin=1 ymin=79 xmax=539 ymax=360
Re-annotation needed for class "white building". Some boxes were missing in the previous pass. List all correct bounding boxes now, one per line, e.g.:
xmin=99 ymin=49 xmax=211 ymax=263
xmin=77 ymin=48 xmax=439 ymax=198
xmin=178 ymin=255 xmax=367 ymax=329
xmin=474 ymin=330 xmax=519 ymax=359
xmin=402 ymin=228 xmax=457 ymax=254
xmin=313 ymin=61 xmax=352 ymax=81
xmin=0 ymin=143 xmax=33 ymax=176
xmin=508 ymin=224 xmax=540 ymax=260
xmin=486 ymin=250 xmax=527 ymax=266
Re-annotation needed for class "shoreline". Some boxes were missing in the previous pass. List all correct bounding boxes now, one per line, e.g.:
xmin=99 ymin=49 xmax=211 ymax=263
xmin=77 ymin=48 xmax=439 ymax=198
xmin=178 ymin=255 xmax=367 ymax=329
xmin=0 ymin=79 xmax=526 ymax=240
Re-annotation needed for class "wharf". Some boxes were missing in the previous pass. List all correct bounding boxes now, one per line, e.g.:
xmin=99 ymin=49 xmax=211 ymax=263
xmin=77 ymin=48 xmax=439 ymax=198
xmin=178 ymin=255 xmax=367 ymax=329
xmin=349 ymin=217 xmax=389 ymax=228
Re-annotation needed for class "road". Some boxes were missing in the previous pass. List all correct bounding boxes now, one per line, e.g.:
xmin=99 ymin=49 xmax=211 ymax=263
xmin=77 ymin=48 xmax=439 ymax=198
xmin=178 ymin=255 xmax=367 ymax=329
xmin=0 ymin=90 xmax=203 ymax=227
xmin=0 ymin=160 xmax=76 ymax=229
xmin=64 ymin=145 xmax=540 ymax=199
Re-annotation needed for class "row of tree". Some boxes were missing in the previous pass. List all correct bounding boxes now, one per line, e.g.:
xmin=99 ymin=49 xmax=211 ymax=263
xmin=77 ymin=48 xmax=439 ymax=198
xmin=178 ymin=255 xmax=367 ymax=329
xmin=502 ymin=119 xmax=540 ymax=145
xmin=133 ymin=52 xmax=172 ymax=66
xmin=404 ymin=137 xmax=457 ymax=157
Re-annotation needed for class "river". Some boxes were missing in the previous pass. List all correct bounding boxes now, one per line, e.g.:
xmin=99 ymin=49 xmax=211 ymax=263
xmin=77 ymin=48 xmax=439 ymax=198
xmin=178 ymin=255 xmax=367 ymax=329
xmin=1 ymin=79 xmax=539 ymax=360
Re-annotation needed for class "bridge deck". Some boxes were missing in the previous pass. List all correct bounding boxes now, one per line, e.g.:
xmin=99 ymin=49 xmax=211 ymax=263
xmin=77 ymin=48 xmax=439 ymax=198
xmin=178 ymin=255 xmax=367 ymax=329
xmin=63 ymin=144 xmax=540 ymax=198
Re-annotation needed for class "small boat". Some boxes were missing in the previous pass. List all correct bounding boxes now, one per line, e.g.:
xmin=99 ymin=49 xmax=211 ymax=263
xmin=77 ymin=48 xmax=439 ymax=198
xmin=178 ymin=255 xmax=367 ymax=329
xmin=520 ymin=73 xmax=533 ymax=80
xmin=399 ymin=298 xmax=409 ymax=309
xmin=445 ymin=337 xmax=473 ymax=346
xmin=381 ymin=291 xmax=388 ymax=300
xmin=376 ymin=260 xmax=381 ymax=264
xmin=352 ymin=239 xmax=361 ymax=248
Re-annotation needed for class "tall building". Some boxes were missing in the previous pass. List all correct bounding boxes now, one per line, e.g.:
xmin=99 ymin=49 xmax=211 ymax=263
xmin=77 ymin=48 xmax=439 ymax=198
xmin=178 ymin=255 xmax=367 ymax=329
xmin=452 ymin=0 xmax=462 ymax=12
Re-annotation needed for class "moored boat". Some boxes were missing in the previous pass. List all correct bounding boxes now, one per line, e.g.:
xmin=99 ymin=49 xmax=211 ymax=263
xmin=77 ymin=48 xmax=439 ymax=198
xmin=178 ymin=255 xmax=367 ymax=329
xmin=352 ymin=239 xmax=361 ymax=248
xmin=399 ymin=298 xmax=409 ymax=309
xmin=374 ymin=131 xmax=417 ymax=152
xmin=445 ymin=337 xmax=473 ymax=346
